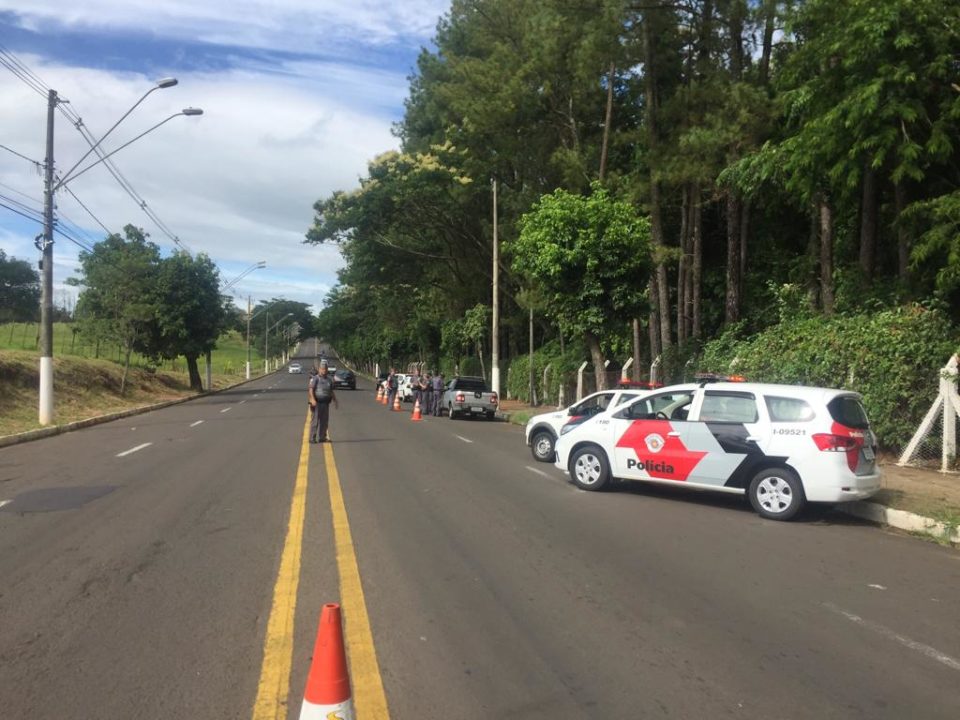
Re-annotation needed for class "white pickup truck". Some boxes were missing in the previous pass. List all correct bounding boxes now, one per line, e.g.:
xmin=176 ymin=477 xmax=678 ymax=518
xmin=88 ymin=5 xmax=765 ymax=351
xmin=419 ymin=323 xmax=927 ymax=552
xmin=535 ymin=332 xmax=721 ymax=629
xmin=443 ymin=376 xmax=499 ymax=420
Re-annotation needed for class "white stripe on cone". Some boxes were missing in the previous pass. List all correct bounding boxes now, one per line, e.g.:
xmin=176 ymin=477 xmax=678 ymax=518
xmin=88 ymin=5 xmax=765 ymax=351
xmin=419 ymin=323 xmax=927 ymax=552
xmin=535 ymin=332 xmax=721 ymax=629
xmin=299 ymin=698 xmax=353 ymax=719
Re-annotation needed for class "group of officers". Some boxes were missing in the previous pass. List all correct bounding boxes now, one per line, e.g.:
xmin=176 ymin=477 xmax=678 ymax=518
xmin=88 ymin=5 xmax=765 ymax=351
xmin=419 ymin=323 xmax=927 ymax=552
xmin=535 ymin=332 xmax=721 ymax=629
xmin=382 ymin=367 xmax=446 ymax=416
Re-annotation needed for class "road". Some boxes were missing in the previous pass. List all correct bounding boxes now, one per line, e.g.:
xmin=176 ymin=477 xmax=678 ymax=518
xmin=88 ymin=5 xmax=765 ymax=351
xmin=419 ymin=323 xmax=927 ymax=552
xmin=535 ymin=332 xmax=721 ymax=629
xmin=1 ymin=346 xmax=959 ymax=719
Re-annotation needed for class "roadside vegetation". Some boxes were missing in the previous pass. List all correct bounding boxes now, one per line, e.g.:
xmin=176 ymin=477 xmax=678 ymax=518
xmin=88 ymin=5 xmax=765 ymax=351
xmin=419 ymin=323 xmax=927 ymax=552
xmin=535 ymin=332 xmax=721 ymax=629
xmin=308 ymin=0 xmax=960 ymax=452
xmin=0 ymin=331 xmax=270 ymax=437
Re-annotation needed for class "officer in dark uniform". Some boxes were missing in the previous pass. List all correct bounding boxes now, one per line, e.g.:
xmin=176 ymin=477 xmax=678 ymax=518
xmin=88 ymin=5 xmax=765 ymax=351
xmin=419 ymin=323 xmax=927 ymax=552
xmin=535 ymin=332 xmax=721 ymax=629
xmin=308 ymin=361 xmax=338 ymax=443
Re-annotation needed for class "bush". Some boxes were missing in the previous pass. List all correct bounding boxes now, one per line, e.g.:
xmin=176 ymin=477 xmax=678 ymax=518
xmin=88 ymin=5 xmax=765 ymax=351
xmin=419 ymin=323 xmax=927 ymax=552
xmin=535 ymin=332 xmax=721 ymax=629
xmin=506 ymin=340 xmax=586 ymax=404
xmin=700 ymin=305 xmax=959 ymax=449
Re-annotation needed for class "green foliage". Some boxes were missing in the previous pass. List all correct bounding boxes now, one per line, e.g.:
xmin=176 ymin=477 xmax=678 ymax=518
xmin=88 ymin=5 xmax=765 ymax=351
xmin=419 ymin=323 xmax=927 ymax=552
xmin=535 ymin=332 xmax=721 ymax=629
xmin=510 ymin=183 xmax=652 ymax=342
xmin=700 ymin=305 xmax=958 ymax=448
xmin=0 ymin=250 xmax=40 ymax=322
xmin=505 ymin=338 xmax=586 ymax=404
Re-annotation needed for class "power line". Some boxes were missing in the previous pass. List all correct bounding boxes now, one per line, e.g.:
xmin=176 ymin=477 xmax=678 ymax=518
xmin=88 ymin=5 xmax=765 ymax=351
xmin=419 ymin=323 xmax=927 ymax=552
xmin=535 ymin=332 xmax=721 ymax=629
xmin=0 ymin=43 xmax=193 ymax=255
xmin=0 ymin=143 xmax=41 ymax=167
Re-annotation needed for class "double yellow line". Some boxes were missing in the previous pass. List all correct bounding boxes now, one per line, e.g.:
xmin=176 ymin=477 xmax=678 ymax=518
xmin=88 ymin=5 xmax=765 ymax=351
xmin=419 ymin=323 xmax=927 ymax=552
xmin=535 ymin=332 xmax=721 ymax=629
xmin=252 ymin=415 xmax=390 ymax=719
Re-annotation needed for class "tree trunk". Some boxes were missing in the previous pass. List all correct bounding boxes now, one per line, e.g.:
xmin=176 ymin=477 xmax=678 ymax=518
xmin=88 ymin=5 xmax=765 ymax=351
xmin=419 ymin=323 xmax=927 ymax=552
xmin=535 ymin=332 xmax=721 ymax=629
xmin=895 ymin=182 xmax=910 ymax=281
xmin=632 ymin=318 xmax=642 ymax=381
xmin=819 ymin=196 xmax=835 ymax=315
xmin=807 ymin=204 xmax=820 ymax=310
xmin=648 ymin=278 xmax=662 ymax=362
xmin=677 ymin=184 xmax=690 ymax=345
xmin=585 ymin=332 xmax=607 ymax=391
xmin=691 ymin=188 xmax=703 ymax=340
xmin=739 ymin=196 xmax=750 ymax=303
xmin=186 ymin=354 xmax=203 ymax=391
xmin=642 ymin=8 xmax=672 ymax=352
xmin=529 ymin=306 xmax=536 ymax=405
xmin=477 ymin=340 xmax=486 ymax=382
xmin=725 ymin=190 xmax=742 ymax=325
xmin=759 ymin=0 xmax=776 ymax=85
xmin=599 ymin=62 xmax=615 ymax=182
xmin=859 ymin=163 xmax=879 ymax=279
xmin=728 ymin=0 xmax=746 ymax=81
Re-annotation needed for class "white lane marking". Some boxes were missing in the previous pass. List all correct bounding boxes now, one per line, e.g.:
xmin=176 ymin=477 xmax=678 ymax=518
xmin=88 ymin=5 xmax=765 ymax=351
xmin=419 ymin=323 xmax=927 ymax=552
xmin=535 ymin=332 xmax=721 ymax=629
xmin=190 ymin=420 xmax=204 ymax=428
xmin=239 ymin=400 xmax=246 ymax=405
xmin=220 ymin=407 xmax=232 ymax=414
xmin=0 ymin=499 xmax=11 ymax=510
xmin=454 ymin=435 xmax=473 ymax=444
xmin=525 ymin=465 xmax=551 ymax=478
xmin=116 ymin=443 xmax=152 ymax=458
xmin=868 ymin=584 xmax=887 ymax=590
xmin=823 ymin=602 xmax=960 ymax=672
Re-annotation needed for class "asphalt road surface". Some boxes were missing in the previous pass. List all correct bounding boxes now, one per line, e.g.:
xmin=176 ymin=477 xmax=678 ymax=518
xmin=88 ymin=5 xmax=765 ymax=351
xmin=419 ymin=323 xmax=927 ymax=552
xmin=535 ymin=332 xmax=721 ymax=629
xmin=1 ymin=344 xmax=959 ymax=719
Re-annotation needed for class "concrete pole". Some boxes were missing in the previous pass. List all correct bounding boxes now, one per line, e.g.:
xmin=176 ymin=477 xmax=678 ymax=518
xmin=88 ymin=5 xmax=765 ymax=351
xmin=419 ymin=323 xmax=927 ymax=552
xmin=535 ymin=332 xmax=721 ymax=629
xmin=491 ymin=177 xmax=500 ymax=396
xmin=39 ymin=89 xmax=57 ymax=425
xmin=245 ymin=295 xmax=251 ymax=379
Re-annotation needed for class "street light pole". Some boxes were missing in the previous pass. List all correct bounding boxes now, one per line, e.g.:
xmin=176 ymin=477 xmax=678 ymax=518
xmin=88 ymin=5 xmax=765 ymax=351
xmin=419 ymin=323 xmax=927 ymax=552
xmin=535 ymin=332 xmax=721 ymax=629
xmin=491 ymin=177 xmax=500 ymax=397
xmin=36 ymin=79 xmax=198 ymax=425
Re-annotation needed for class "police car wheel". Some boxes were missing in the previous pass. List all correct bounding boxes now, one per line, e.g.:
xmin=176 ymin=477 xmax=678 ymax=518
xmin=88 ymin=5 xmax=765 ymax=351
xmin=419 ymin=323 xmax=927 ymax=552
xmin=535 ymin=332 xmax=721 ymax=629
xmin=530 ymin=431 xmax=555 ymax=462
xmin=448 ymin=405 xmax=458 ymax=420
xmin=748 ymin=467 xmax=806 ymax=521
xmin=569 ymin=446 xmax=610 ymax=491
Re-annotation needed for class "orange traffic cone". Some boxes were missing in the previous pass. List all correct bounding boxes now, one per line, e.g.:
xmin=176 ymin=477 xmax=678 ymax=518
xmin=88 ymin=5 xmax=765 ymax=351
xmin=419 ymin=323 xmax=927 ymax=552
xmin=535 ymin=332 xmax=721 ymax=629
xmin=299 ymin=603 xmax=354 ymax=720
xmin=375 ymin=385 xmax=383 ymax=403
xmin=392 ymin=392 xmax=402 ymax=411
xmin=411 ymin=397 xmax=423 ymax=422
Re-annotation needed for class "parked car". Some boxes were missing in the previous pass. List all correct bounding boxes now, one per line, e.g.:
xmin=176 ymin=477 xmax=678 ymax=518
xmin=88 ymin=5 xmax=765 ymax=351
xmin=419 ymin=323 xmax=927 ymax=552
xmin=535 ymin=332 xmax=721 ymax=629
xmin=525 ymin=389 xmax=644 ymax=463
xmin=554 ymin=375 xmax=881 ymax=521
xmin=333 ymin=368 xmax=356 ymax=390
xmin=443 ymin=376 xmax=498 ymax=419
xmin=397 ymin=373 xmax=416 ymax=402
xmin=288 ymin=362 xmax=303 ymax=374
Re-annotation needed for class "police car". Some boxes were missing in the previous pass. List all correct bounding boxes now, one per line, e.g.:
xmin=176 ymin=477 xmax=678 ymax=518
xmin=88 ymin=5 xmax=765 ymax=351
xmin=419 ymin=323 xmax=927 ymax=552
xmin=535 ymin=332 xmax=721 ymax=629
xmin=525 ymin=389 xmax=645 ymax=462
xmin=553 ymin=376 xmax=881 ymax=520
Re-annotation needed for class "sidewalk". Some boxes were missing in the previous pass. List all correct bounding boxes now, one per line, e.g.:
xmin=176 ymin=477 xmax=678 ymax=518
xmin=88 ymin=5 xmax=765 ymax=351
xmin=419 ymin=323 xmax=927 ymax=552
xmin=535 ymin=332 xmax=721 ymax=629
xmin=497 ymin=399 xmax=960 ymax=546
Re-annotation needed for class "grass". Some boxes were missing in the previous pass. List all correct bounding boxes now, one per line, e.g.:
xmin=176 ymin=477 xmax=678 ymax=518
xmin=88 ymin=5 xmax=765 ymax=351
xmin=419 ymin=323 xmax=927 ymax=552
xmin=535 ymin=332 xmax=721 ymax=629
xmin=0 ymin=323 xmax=265 ymax=374
xmin=0 ymin=328 xmax=284 ymax=437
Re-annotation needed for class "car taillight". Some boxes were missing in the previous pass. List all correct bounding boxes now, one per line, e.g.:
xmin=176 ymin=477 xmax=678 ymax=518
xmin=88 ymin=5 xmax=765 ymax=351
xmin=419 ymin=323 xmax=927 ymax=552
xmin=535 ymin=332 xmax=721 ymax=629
xmin=455 ymin=392 xmax=465 ymax=402
xmin=813 ymin=426 xmax=865 ymax=471
xmin=490 ymin=393 xmax=498 ymax=405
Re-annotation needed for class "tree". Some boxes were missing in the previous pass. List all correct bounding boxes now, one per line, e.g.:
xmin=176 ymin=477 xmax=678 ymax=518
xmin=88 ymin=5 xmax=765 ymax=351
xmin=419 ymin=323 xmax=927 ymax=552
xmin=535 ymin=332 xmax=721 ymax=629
xmin=0 ymin=250 xmax=40 ymax=322
xmin=145 ymin=252 xmax=229 ymax=391
xmin=510 ymin=183 xmax=652 ymax=389
xmin=72 ymin=226 xmax=161 ymax=393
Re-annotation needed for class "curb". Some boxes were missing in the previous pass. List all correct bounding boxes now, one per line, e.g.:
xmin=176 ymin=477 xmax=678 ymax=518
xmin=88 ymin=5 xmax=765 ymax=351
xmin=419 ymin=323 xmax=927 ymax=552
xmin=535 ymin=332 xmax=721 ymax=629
xmin=838 ymin=501 xmax=960 ymax=546
xmin=0 ymin=373 xmax=270 ymax=451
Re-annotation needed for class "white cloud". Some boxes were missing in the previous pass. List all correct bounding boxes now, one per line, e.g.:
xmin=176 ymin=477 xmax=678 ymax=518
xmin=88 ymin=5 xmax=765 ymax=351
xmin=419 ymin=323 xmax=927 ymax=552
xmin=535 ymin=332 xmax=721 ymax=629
xmin=0 ymin=1 xmax=449 ymax=53
xmin=0 ymin=50 xmax=404 ymax=313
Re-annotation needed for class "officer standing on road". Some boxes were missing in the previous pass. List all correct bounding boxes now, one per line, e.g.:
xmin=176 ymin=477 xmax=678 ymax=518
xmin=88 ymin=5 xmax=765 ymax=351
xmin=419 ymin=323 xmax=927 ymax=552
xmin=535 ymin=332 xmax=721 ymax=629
xmin=431 ymin=371 xmax=445 ymax=416
xmin=385 ymin=367 xmax=398 ymax=410
xmin=308 ymin=361 xmax=338 ymax=443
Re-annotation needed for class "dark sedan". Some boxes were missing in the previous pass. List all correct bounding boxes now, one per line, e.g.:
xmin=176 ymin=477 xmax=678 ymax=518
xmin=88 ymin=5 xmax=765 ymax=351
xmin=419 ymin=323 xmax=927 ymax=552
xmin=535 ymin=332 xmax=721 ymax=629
xmin=333 ymin=368 xmax=356 ymax=390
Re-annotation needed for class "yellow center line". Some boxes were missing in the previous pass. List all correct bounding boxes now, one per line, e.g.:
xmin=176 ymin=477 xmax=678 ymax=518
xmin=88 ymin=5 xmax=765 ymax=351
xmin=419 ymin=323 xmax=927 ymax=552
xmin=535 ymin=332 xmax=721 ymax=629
xmin=324 ymin=440 xmax=391 ymax=718
xmin=251 ymin=414 xmax=312 ymax=719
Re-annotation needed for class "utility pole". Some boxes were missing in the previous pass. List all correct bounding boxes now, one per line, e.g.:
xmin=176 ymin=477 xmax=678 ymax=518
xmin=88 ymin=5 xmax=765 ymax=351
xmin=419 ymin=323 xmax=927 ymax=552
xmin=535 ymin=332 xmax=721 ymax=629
xmin=246 ymin=295 xmax=252 ymax=379
xmin=264 ymin=311 xmax=269 ymax=375
xmin=39 ymin=89 xmax=58 ymax=425
xmin=491 ymin=178 xmax=500 ymax=397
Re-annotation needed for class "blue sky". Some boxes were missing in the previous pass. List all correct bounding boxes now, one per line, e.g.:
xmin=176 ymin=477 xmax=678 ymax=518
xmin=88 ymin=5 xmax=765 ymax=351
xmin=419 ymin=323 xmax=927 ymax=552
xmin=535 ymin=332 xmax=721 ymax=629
xmin=0 ymin=1 xmax=449 ymax=312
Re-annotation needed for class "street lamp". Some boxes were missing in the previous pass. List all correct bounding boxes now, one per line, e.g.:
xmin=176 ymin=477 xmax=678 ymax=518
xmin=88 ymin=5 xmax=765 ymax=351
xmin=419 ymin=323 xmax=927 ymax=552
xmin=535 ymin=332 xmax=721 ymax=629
xmin=266 ymin=313 xmax=292 ymax=374
xmin=38 ymin=80 xmax=201 ymax=425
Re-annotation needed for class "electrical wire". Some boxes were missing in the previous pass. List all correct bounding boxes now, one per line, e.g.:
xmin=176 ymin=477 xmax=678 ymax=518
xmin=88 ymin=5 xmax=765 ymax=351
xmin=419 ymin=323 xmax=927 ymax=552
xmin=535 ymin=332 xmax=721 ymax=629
xmin=0 ymin=43 xmax=193 ymax=255
xmin=0 ymin=143 xmax=41 ymax=167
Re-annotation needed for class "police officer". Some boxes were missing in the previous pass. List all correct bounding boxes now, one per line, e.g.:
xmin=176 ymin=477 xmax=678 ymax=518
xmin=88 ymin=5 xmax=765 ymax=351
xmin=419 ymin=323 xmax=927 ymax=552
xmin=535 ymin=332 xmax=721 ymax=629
xmin=385 ymin=367 xmax=398 ymax=410
xmin=431 ymin=371 xmax=445 ymax=416
xmin=308 ymin=361 xmax=338 ymax=442
xmin=422 ymin=372 xmax=433 ymax=415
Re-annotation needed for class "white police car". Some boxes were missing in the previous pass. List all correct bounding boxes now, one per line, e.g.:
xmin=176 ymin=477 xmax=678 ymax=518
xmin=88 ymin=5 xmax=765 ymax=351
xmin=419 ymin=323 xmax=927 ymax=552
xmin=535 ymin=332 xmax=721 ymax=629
xmin=554 ymin=376 xmax=881 ymax=520
xmin=525 ymin=388 xmax=644 ymax=462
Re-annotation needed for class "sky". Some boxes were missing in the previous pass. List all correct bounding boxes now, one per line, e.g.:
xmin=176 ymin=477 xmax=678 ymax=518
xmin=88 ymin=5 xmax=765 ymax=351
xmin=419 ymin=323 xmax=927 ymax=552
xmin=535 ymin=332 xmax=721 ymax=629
xmin=0 ymin=1 xmax=450 ymax=314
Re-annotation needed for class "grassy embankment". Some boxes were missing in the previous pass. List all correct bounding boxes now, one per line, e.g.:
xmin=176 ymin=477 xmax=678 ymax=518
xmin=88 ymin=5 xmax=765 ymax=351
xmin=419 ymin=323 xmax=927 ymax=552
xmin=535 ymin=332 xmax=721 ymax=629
xmin=0 ymin=325 xmax=272 ymax=437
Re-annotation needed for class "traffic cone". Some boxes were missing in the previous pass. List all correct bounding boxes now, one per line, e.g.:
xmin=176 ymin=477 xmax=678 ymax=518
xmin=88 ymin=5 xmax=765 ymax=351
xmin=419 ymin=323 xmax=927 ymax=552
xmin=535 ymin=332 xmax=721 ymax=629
xmin=375 ymin=385 xmax=383 ymax=402
xmin=392 ymin=392 xmax=402 ymax=411
xmin=411 ymin=397 xmax=423 ymax=422
xmin=299 ymin=603 xmax=354 ymax=720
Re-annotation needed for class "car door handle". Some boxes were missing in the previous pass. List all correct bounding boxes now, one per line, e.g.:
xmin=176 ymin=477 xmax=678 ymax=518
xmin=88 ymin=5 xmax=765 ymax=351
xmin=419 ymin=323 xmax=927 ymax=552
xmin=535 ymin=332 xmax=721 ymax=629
xmin=667 ymin=431 xmax=681 ymax=437
xmin=746 ymin=436 xmax=760 ymax=442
